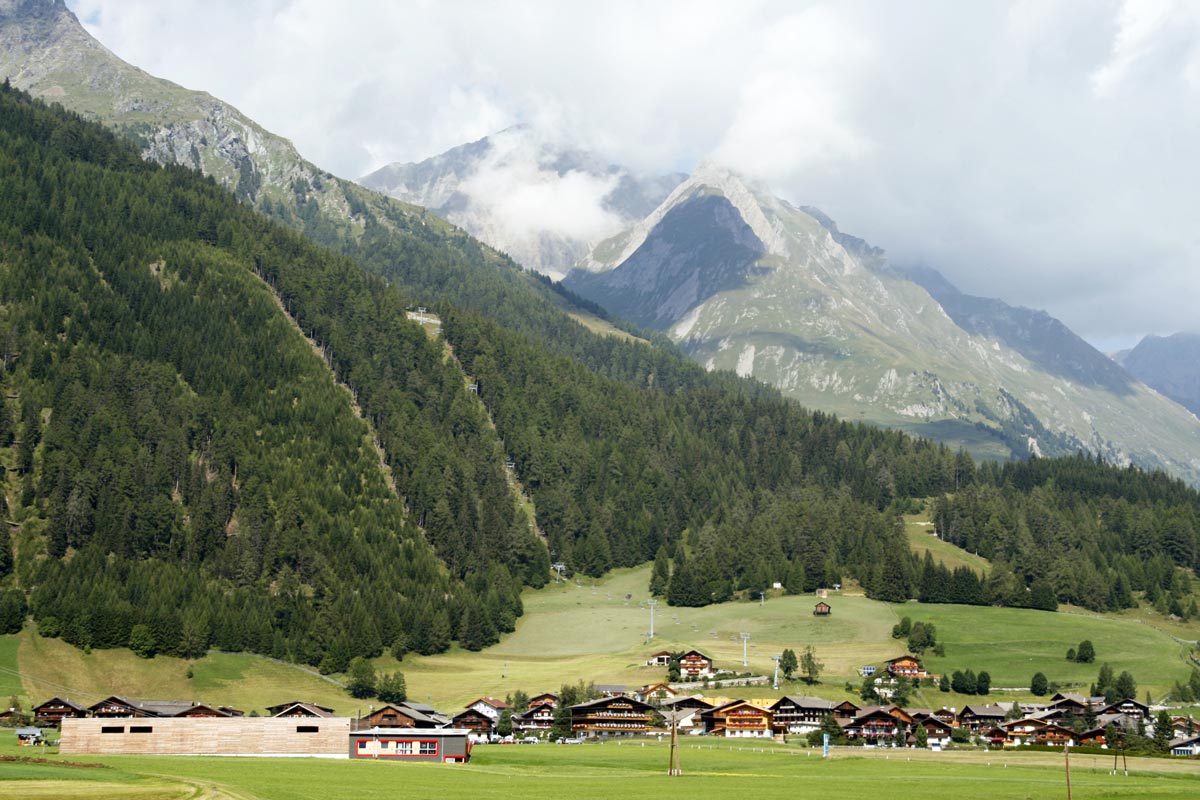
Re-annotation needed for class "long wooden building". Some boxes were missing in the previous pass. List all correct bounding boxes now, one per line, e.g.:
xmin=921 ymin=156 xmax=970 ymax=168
xmin=60 ymin=716 xmax=352 ymax=756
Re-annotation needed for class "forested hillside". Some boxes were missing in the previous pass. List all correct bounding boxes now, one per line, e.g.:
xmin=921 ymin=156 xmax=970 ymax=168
xmin=0 ymin=82 xmax=534 ymax=664
xmin=0 ymin=84 xmax=1197 ymax=683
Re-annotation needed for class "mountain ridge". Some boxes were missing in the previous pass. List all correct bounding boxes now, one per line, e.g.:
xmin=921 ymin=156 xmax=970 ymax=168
xmin=566 ymin=163 xmax=1200 ymax=483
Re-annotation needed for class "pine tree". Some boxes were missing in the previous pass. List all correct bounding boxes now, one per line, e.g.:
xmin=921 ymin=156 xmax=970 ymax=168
xmin=649 ymin=545 xmax=671 ymax=597
xmin=976 ymin=671 xmax=991 ymax=695
xmin=1031 ymin=672 xmax=1048 ymax=696
xmin=800 ymin=646 xmax=824 ymax=685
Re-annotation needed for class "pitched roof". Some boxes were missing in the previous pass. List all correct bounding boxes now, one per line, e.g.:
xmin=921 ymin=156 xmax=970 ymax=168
xmin=371 ymin=703 xmax=438 ymax=726
xmin=571 ymin=695 xmax=655 ymax=711
xmin=87 ymin=696 xmax=196 ymax=716
xmin=271 ymin=702 xmax=335 ymax=718
xmin=469 ymin=697 xmax=509 ymax=709
xmin=771 ymin=695 xmax=834 ymax=711
xmin=595 ymin=685 xmax=628 ymax=694
xmin=265 ymin=700 xmax=335 ymax=714
xmin=960 ymin=704 xmax=1007 ymax=717
xmin=33 ymin=696 xmax=87 ymax=712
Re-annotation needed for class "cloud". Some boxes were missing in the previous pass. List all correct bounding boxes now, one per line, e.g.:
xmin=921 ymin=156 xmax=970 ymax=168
xmin=67 ymin=0 xmax=1200 ymax=348
xmin=458 ymin=128 xmax=625 ymax=243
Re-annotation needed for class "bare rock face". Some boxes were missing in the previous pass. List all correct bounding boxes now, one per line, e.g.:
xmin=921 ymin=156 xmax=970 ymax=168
xmin=566 ymin=164 xmax=1200 ymax=483
xmin=0 ymin=0 xmax=356 ymax=224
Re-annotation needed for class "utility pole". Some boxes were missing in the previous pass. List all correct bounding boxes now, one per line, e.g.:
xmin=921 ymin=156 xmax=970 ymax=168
xmin=1064 ymin=742 xmax=1072 ymax=800
xmin=667 ymin=711 xmax=683 ymax=776
xmin=648 ymin=599 xmax=658 ymax=639
xmin=759 ymin=591 xmax=765 ymax=607
xmin=740 ymin=632 xmax=751 ymax=667
xmin=771 ymin=655 xmax=782 ymax=690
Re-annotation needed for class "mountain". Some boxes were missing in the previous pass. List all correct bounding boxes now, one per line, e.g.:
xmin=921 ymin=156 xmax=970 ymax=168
xmin=361 ymin=126 xmax=686 ymax=279
xmin=565 ymin=162 xmax=1200 ymax=483
xmin=1119 ymin=333 xmax=1200 ymax=417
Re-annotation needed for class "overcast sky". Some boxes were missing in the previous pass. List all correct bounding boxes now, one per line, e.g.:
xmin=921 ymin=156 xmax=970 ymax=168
xmin=69 ymin=0 xmax=1200 ymax=351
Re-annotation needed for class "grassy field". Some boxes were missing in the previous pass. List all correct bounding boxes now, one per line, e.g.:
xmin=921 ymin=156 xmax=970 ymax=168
xmin=905 ymin=515 xmax=991 ymax=575
xmin=1 ymin=736 xmax=1198 ymax=799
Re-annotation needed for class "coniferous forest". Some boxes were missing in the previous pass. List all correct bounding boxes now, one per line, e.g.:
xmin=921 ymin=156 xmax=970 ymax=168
xmin=0 ymin=83 xmax=1198 ymax=671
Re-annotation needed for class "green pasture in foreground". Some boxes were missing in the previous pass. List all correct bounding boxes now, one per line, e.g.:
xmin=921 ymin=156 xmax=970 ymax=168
xmin=1 ymin=736 xmax=1199 ymax=800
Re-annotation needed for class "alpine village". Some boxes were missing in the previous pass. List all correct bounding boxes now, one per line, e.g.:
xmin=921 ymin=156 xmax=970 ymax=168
xmin=0 ymin=1 xmax=1199 ymax=798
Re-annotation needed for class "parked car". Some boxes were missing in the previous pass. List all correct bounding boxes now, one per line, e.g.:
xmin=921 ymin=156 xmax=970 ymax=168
xmin=558 ymin=737 xmax=584 ymax=744
xmin=520 ymin=736 xmax=539 ymax=744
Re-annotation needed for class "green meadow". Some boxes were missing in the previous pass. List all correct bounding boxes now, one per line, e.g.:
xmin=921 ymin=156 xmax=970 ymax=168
xmin=1 ymin=531 xmax=1196 ymax=715
xmin=1 ymin=736 xmax=1199 ymax=799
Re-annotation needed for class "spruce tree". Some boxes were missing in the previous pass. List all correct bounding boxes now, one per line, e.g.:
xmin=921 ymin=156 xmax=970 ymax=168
xmin=649 ymin=545 xmax=671 ymax=597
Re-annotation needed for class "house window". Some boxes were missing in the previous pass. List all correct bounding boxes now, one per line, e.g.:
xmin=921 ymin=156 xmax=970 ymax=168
xmin=130 ymin=726 xmax=154 ymax=734
xmin=358 ymin=740 xmax=367 ymax=750
xmin=380 ymin=740 xmax=390 ymax=749
xmin=296 ymin=725 xmax=319 ymax=733
xmin=101 ymin=726 xmax=125 ymax=734
xmin=419 ymin=741 xmax=437 ymax=756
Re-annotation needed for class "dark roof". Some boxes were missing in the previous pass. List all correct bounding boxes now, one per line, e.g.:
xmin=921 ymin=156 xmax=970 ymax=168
xmin=572 ymin=695 xmax=655 ymax=712
xmin=33 ymin=697 xmax=87 ymax=712
xmin=371 ymin=703 xmax=438 ymax=726
xmin=771 ymin=696 xmax=834 ymax=711
xmin=595 ymin=684 xmax=628 ymax=694
xmin=680 ymin=649 xmax=711 ymax=659
xmin=960 ymin=704 xmax=1007 ymax=718
xmin=87 ymin=696 xmax=196 ymax=717
xmin=15 ymin=727 xmax=44 ymax=737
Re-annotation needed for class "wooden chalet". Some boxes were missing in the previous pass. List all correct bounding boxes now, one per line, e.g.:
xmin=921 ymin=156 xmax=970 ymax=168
xmin=1171 ymin=715 xmax=1198 ymax=738
xmin=885 ymin=655 xmax=928 ymax=679
xmin=813 ymin=601 xmax=831 ymax=616
xmin=718 ymin=701 xmax=773 ymax=738
xmin=646 ymin=650 xmax=673 ymax=667
xmin=452 ymin=708 xmax=495 ymax=734
xmin=570 ymin=695 xmax=656 ymax=737
xmin=33 ymin=697 xmax=88 ymax=728
xmin=175 ymin=703 xmax=237 ymax=718
xmin=265 ymin=700 xmax=335 ymax=717
xmin=363 ymin=703 xmax=441 ymax=729
xmin=1098 ymin=698 xmax=1150 ymax=720
xmin=698 ymin=700 xmax=742 ymax=735
xmin=909 ymin=716 xmax=953 ymax=748
xmin=636 ymin=683 xmax=678 ymax=704
xmin=87 ymin=697 xmax=195 ymax=718
xmin=528 ymin=693 xmax=558 ymax=709
xmin=466 ymin=697 xmax=508 ymax=720
xmin=1001 ymin=718 xmax=1077 ymax=747
xmin=512 ymin=703 xmax=556 ymax=733
xmin=957 ymin=703 xmax=1007 ymax=733
xmin=1077 ymin=727 xmax=1109 ymax=746
xmin=679 ymin=650 xmax=714 ymax=678
xmin=270 ymin=702 xmax=335 ymax=718
xmin=769 ymin=696 xmax=835 ymax=734
xmin=839 ymin=706 xmax=905 ymax=742
xmin=661 ymin=695 xmax=715 ymax=713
